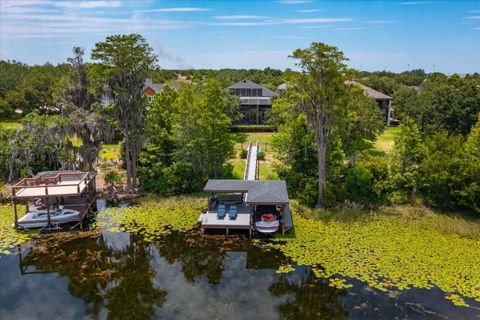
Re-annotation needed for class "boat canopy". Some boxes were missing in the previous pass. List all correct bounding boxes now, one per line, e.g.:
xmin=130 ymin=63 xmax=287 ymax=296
xmin=203 ymin=180 xmax=289 ymax=205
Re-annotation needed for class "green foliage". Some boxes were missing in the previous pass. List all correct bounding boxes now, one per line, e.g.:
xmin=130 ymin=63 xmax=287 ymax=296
xmin=181 ymin=67 xmax=284 ymax=89
xmin=257 ymin=150 xmax=266 ymax=160
xmin=57 ymin=47 xmax=104 ymax=170
xmin=173 ymin=80 xmax=235 ymax=179
xmin=230 ymin=125 xmax=276 ymax=132
xmin=394 ymin=75 xmax=480 ymax=135
xmin=139 ymin=80 xmax=236 ymax=193
xmin=345 ymin=164 xmax=374 ymax=204
xmin=338 ymin=87 xmax=385 ymax=157
xmin=360 ymin=75 xmax=399 ymax=96
xmin=94 ymin=195 xmax=205 ymax=240
xmin=3 ymin=111 xmax=76 ymax=180
xmin=240 ymin=149 xmax=248 ymax=159
xmin=91 ymin=33 xmax=158 ymax=192
xmin=0 ymin=205 xmax=36 ymax=254
xmin=104 ymin=170 xmax=123 ymax=186
xmin=271 ymin=204 xmax=480 ymax=307
xmin=418 ymin=125 xmax=480 ymax=213
xmin=390 ymin=118 xmax=424 ymax=203
xmin=356 ymin=152 xmax=390 ymax=203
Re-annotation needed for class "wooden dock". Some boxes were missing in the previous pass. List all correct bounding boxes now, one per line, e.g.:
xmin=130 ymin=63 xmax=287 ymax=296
xmin=11 ymin=171 xmax=97 ymax=230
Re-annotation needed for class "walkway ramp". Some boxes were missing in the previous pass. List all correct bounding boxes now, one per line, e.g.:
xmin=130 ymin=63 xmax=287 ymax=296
xmin=244 ymin=141 xmax=258 ymax=181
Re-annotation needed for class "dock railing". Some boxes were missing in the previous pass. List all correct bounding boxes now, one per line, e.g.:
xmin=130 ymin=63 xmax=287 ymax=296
xmin=12 ymin=171 xmax=94 ymax=198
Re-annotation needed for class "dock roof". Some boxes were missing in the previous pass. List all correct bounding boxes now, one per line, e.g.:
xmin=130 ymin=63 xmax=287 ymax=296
xmin=204 ymin=179 xmax=289 ymax=205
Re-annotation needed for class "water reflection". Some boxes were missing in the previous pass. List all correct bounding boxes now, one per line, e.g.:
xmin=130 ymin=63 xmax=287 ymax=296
xmin=20 ymin=231 xmax=166 ymax=320
xmin=0 ymin=229 xmax=478 ymax=319
xmin=270 ymin=271 xmax=349 ymax=320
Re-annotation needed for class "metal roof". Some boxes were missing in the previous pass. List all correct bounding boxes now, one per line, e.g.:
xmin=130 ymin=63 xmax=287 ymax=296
xmin=203 ymin=179 xmax=289 ymax=205
xmin=226 ymin=80 xmax=278 ymax=97
xmin=345 ymin=80 xmax=392 ymax=100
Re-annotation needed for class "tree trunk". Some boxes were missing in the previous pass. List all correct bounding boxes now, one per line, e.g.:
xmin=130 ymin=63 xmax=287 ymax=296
xmin=124 ymin=133 xmax=132 ymax=193
xmin=314 ymin=126 xmax=327 ymax=208
xmin=132 ymin=147 xmax=138 ymax=191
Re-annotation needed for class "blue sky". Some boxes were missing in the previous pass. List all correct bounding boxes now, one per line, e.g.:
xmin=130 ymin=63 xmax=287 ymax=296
xmin=1 ymin=0 xmax=479 ymax=73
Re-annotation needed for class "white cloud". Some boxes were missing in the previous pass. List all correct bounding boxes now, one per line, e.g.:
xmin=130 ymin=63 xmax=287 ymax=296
xmin=364 ymin=20 xmax=396 ymax=24
xmin=400 ymin=1 xmax=430 ymax=5
xmin=278 ymin=0 xmax=314 ymax=4
xmin=464 ymin=15 xmax=480 ymax=19
xmin=0 ymin=12 xmax=198 ymax=38
xmin=213 ymin=15 xmax=268 ymax=20
xmin=335 ymin=27 xmax=366 ymax=31
xmin=211 ymin=17 xmax=352 ymax=27
xmin=473 ymin=27 xmax=480 ymax=30
xmin=139 ymin=7 xmax=211 ymax=13
xmin=297 ymin=9 xmax=322 ymax=13
xmin=302 ymin=25 xmax=332 ymax=29
xmin=54 ymin=1 xmax=122 ymax=9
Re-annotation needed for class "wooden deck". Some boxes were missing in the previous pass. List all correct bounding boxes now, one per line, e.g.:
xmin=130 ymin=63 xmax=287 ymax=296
xmin=11 ymin=171 xmax=97 ymax=230
xmin=198 ymin=213 xmax=251 ymax=230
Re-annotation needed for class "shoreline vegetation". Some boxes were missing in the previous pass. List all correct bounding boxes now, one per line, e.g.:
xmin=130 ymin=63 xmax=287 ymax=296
xmin=2 ymin=194 xmax=480 ymax=307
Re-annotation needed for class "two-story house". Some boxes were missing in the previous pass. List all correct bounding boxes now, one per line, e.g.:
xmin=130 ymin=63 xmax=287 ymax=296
xmin=227 ymin=80 xmax=278 ymax=125
xmin=278 ymin=80 xmax=394 ymax=126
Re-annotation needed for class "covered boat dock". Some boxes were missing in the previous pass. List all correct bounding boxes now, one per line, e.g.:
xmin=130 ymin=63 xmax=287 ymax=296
xmin=11 ymin=171 xmax=97 ymax=230
xmin=198 ymin=179 xmax=293 ymax=235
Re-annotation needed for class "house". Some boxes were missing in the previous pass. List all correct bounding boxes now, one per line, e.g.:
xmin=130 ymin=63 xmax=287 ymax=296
xmin=143 ymin=77 xmax=181 ymax=102
xmin=345 ymin=80 xmax=393 ymax=126
xmin=278 ymin=80 xmax=394 ymax=126
xmin=227 ymin=80 xmax=278 ymax=125
xmin=101 ymin=78 xmax=181 ymax=105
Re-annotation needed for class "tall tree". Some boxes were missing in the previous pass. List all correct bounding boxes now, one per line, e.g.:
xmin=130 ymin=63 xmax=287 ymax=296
xmin=174 ymin=80 xmax=234 ymax=180
xmin=288 ymin=42 xmax=351 ymax=207
xmin=91 ymin=34 xmax=157 ymax=192
xmin=58 ymin=47 xmax=103 ymax=170
xmin=390 ymin=117 xmax=424 ymax=204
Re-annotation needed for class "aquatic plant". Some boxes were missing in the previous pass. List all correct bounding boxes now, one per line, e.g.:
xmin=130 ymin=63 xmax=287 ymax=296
xmin=0 ymin=204 xmax=34 ymax=254
xmin=94 ymin=196 xmax=205 ymax=240
xmin=271 ymin=207 xmax=480 ymax=307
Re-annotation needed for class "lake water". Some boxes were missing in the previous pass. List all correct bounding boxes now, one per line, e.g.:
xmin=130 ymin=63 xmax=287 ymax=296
xmin=1 ymin=203 xmax=479 ymax=319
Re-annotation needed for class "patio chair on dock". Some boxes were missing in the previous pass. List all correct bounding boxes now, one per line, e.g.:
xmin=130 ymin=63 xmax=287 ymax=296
xmin=217 ymin=204 xmax=226 ymax=219
xmin=229 ymin=205 xmax=238 ymax=220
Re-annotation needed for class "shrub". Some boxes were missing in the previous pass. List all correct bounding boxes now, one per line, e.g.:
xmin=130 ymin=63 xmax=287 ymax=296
xmin=230 ymin=125 xmax=275 ymax=132
xmin=104 ymin=170 xmax=123 ymax=186
xmin=345 ymin=164 xmax=375 ymax=204
xmin=257 ymin=150 xmax=266 ymax=160
xmin=240 ymin=149 xmax=248 ymax=159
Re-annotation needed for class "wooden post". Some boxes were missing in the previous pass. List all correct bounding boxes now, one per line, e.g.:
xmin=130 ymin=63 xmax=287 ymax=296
xmin=46 ymin=197 xmax=51 ymax=229
xmin=13 ymin=199 xmax=18 ymax=229
xmin=387 ymin=99 xmax=392 ymax=126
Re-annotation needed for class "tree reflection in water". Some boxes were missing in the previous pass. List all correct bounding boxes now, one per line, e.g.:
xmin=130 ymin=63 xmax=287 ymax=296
xmin=269 ymin=269 xmax=349 ymax=320
xmin=20 ymin=230 xmax=166 ymax=320
xmin=19 ymin=229 xmax=349 ymax=320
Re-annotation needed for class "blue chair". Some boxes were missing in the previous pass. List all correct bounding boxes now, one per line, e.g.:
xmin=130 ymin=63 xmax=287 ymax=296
xmin=217 ymin=204 xmax=226 ymax=219
xmin=229 ymin=205 xmax=238 ymax=220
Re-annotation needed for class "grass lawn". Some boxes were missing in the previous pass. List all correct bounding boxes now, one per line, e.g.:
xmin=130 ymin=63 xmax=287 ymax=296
xmin=0 ymin=121 xmax=21 ymax=130
xmin=231 ymin=159 xmax=246 ymax=179
xmin=233 ymin=131 xmax=278 ymax=180
xmin=100 ymin=143 xmax=121 ymax=161
xmin=375 ymin=126 xmax=400 ymax=153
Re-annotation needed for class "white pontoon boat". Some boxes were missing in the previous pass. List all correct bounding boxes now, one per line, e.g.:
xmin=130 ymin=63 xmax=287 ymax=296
xmin=13 ymin=208 xmax=80 ymax=229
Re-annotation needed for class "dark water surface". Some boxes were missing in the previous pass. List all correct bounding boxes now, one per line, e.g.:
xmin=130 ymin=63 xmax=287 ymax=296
xmin=1 ymin=205 xmax=479 ymax=319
